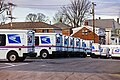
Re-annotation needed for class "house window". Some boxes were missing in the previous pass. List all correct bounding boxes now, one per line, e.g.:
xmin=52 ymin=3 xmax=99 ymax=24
xmin=82 ymin=30 xmax=85 ymax=35
xmin=42 ymin=29 xmax=49 ymax=33
xmin=82 ymin=29 xmax=88 ymax=35
xmin=85 ymin=30 xmax=88 ymax=35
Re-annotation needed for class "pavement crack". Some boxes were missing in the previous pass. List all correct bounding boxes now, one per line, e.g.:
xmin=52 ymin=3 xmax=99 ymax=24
xmin=64 ymin=72 xmax=74 ymax=80
xmin=83 ymin=74 xmax=95 ymax=80
xmin=45 ymin=73 xmax=56 ymax=80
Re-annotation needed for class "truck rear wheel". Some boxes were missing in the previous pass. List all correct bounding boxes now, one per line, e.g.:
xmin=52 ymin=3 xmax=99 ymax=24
xmin=40 ymin=51 xmax=49 ymax=59
xmin=7 ymin=52 xmax=18 ymax=62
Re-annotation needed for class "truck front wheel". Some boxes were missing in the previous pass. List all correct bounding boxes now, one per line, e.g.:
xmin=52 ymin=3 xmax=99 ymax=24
xmin=7 ymin=52 xmax=18 ymax=62
xmin=40 ymin=51 xmax=49 ymax=59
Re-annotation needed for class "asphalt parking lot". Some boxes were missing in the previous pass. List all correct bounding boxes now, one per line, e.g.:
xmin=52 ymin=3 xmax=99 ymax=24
xmin=0 ymin=57 xmax=120 ymax=80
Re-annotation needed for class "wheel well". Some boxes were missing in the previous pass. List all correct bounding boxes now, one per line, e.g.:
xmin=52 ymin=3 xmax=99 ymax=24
xmin=7 ymin=50 xmax=18 ymax=59
xmin=40 ymin=49 xmax=49 ymax=55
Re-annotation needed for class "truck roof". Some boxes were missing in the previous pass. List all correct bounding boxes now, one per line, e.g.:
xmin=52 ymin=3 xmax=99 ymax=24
xmin=0 ymin=29 xmax=33 ymax=33
xmin=35 ymin=33 xmax=62 ymax=35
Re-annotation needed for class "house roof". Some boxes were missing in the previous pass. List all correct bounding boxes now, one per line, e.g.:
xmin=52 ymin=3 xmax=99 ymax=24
xmin=53 ymin=22 xmax=72 ymax=29
xmin=85 ymin=19 xmax=120 ymax=29
xmin=0 ymin=22 xmax=61 ymax=29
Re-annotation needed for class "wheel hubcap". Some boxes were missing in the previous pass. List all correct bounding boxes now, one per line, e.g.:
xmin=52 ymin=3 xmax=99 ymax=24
xmin=10 ymin=55 xmax=16 ymax=61
xmin=42 ymin=53 xmax=47 ymax=58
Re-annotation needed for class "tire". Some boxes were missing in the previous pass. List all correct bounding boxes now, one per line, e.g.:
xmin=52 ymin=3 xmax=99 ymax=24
xmin=90 ymin=53 xmax=98 ymax=58
xmin=7 ymin=52 xmax=18 ymax=62
xmin=80 ymin=52 xmax=87 ymax=58
xmin=18 ymin=57 xmax=26 ymax=62
xmin=40 ymin=51 xmax=49 ymax=59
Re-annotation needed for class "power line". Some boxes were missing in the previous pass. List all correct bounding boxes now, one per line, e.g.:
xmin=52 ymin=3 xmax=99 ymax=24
xmin=94 ymin=2 xmax=120 ymax=4
xmin=15 ymin=4 xmax=67 ymax=7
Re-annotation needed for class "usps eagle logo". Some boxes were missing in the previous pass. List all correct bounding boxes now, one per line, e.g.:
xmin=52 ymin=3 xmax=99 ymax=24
xmin=40 ymin=36 xmax=51 ymax=44
xmin=7 ymin=34 xmax=21 ymax=43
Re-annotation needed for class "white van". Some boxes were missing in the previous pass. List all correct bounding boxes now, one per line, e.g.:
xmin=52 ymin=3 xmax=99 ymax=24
xmin=35 ymin=33 xmax=62 ymax=59
xmin=74 ymin=38 xmax=87 ymax=57
xmin=91 ymin=43 xmax=101 ymax=58
xmin=83 ymin=40 xmax=92 ymax=56
xmin=111 ymin=45 xmax=120 ymax=58
xmin=100 ymin=45 xmax=111 ymax=58
xmin=0 ymin=29 xmax=36 ymax=62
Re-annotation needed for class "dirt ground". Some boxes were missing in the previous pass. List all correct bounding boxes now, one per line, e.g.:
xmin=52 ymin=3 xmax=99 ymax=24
xmin=0 ymin=70 xmax=120 ymax=80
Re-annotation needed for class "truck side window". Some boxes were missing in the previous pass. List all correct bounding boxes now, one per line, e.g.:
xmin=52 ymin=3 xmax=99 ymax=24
xmin=35 ymin=36 xmax=39 ymax=46
xmin=0 ymin=34 xmax=6 ymax=46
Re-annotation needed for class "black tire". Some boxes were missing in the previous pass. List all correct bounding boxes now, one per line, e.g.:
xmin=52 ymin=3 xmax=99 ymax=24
xmin=7 ymin=52 xmax=18 ymax=62
xmin=18 ymin=57 xmax=26 ymax=62
xmin=40 ymin=50 xmax=49 ymax=59
xmin=80 ymin=52 xmax=87 ymax=58
xmin=90 ymin=53 xmax=98 ymax=58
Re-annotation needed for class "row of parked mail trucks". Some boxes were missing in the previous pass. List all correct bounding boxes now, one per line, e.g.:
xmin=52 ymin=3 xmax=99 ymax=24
xmin=0 ymin=29 xmax=93 ymax=62
xmin=2 ymin=29 xmax=120 ymax=62
xmin=35 ymin=33 xmax=93 ymax=59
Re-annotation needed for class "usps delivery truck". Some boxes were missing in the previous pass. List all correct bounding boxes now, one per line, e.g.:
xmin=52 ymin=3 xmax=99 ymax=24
xmin=100 ymin=45 xmax=120 ymax=59
xmin=111 ymin=45 xmax=120 ymax=59
xmin=91 ymin=43 xmax=101 ymax=58
xmin=35 ymin=33 xmax=62 ymax=59
xmin=74 ymin=38 xmax=87 ymax=57
xmin=68 ymin=36 xmax=74 ymax=56
xmin=0 ymin=29 xmax=36 ymax=62
xmin=62 ymin=35 xmax=69 ymax=56
xmin=100 ymin=45 xmax=111 ymax=58
xmin=83 ymin=40 xmax=92 ymax=56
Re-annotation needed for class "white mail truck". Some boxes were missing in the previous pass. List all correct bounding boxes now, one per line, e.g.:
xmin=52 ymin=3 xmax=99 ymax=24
xmin=35 ymin=33 xmax=62 ymax=59
xmin=91 ymin=43 xmax=101 ymax=58
xmin=100 ymin=45 xmax=111 ymax=58
xmin=83 ymin=40 xmax=92 ymax=56
xmin=73 ymin=38 xmax=87 ymax=57
xmin=111 ymin=45 xmax=120 ymax=58
xmin=0 ymin=29 xmax=36 ymax=62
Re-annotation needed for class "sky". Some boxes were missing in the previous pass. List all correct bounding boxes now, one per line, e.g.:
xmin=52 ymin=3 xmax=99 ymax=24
xmin=4 ymin=0 xmax=120 ymax=24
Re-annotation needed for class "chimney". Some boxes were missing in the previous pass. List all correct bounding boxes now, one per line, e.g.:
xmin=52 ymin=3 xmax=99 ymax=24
xmin=59 ymin=18 xmax=62 ymax=23
xmin=99 ymin=17 xmax=101 ymax=20
xmin=117 ymin=18 xmax=119 ymax=24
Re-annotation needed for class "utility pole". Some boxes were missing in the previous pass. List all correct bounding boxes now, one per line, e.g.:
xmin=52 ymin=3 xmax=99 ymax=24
xmin=92 ymin=2 xmax=96 ymax=43
xmin=6 ymin=2 xmax=16 ymax=29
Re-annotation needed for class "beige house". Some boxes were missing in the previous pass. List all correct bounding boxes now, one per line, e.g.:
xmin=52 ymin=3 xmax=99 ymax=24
xmin=84 ymin=19 xmax=120 ymax=44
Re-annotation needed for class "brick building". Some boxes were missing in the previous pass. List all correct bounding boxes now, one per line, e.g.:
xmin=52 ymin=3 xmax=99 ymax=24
xmin=71 ymin=26 xmax=101 ymax=43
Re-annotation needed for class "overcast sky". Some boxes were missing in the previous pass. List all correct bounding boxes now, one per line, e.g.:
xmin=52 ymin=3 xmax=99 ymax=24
xmin=4 ymin=0 xmax=120 ymax=23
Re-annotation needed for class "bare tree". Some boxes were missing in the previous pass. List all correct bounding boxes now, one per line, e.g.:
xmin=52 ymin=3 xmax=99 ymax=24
xmin=36 ymin=13 xmax=49 ymax=22
xmin=0 ymin=0 xmax=7 ymax=14
xmin=53 ymin=11 xmax=70 ymax=24
xmin=26 ymin=13 xmax=49 ymax=22
xmin=54 ymin=0 xmax=91 ymax=27
xmin=25 ymin=13 xmax=37 ymax=22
